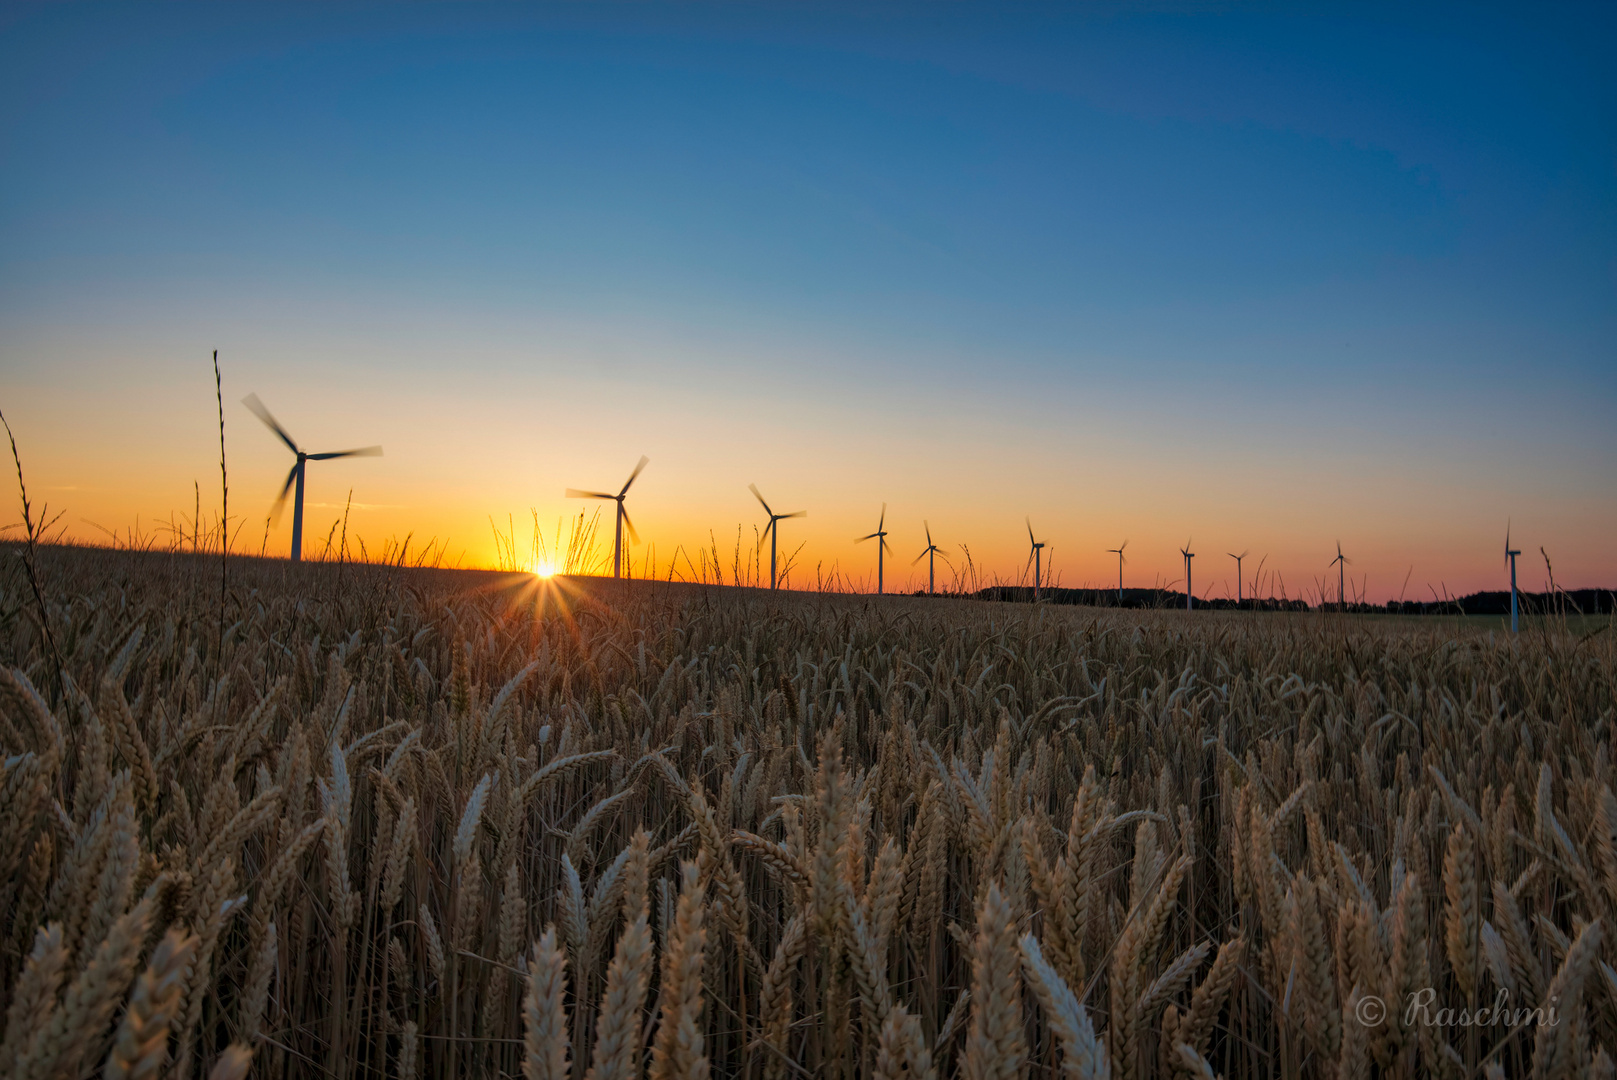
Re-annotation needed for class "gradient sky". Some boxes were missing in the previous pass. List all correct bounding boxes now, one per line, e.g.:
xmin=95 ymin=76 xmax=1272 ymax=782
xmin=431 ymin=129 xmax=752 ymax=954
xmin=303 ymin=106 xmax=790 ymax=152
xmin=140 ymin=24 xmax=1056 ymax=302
xmin=2 ymin=2 xmax=1614 ymax=600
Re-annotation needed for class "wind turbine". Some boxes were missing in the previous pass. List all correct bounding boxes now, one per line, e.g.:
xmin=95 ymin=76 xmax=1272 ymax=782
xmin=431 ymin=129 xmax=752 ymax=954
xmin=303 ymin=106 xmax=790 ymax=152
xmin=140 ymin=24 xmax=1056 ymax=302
xmin=1027 ymin=519 xmax=1047 ymax=602
xmin=566 ymin=456 xmax=649 ymax=579
xmin=1330 ymin=542 xmax=1350 ymax=612
xmin=1181 ymin=540 xmax=1195 ymax=611
xmin=1228 ymin=550 xmax=1249 ymax=608
xmin=913 ymin=521 xmax=945 ymax=596
xmin=855 ymin=504 xmax=893 ymax=594
xmin=750 ymin=484 xmax=805 ymax=590
xmin=1505 ymin=523 xmax=1521 ymax=634
xmin=243 ymin=394 xmax=381 ymax=563
xmin=1106 ymin=540 xmax=1127 ymax=604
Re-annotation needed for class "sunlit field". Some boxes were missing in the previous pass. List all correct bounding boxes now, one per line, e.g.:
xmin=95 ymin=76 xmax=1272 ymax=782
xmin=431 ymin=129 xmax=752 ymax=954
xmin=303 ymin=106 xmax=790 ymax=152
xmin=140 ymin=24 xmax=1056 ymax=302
xmin=3 ymin=543 xmax=1616 ymax=1079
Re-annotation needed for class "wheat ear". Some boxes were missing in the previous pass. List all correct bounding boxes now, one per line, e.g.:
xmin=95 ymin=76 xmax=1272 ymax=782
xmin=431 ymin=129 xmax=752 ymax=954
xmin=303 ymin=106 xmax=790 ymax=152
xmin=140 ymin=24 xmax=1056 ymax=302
xmin=584 ymin=853 xmax=654 ymax=1080
xmin=1443 ymin=823 xmax=1480 ymax=1002
xmin=759 ymin=911 xmax=807 ymax=1080
xmin=18 ymin=899 xmax=154 ymax=1080
xmin=1 ymin=923 xmax=66 ymax=1076
xmin=649 ymin=861 xmax=709 ymax=1080
xmin=1020 ymin=932 xmax=1108 ymax=1080
xmin=874 ymin=1004 xmax=937 ymax=1080
xmin=1531 ymin=919 xmax=1601 ymax=1080
xmin=1181 ymin=936 xmax=1243 ymax=1055
xmin=523 ymin=926 xmax=570 ymax=1080
xmin=206 ymin=1044 xmax=253 ymax=1080
xmin=963 ymin=882 xmax=1026 ymax=1080
xmin=103 ymin=927 xmax=200 ymax=1080
xmin=240 ymin=921 xmax=276 ymax=1044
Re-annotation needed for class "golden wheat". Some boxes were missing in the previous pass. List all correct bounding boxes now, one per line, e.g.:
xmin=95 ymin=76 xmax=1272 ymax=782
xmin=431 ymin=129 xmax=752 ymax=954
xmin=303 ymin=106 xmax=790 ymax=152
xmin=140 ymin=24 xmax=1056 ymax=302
xmin=0 ymin=544 xmax=1615 ymax=1077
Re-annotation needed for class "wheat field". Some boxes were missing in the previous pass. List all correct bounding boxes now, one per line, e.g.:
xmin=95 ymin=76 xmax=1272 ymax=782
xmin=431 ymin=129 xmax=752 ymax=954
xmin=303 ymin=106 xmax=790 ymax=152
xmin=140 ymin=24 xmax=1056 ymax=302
xmin=2 ymin=544 xmax=1615 ymax=1079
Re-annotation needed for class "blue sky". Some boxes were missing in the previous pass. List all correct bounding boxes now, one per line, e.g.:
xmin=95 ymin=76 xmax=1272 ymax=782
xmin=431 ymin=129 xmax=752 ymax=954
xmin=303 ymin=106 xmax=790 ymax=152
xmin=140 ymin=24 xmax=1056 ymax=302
xmin=2 ymin=2 xmax=1613 ymax=594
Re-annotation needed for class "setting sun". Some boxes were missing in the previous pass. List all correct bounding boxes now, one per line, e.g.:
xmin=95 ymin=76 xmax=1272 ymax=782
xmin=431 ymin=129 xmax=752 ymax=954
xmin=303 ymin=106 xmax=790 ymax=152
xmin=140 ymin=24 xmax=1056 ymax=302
xmin=529 ymin=559 xmax=556 ymax=579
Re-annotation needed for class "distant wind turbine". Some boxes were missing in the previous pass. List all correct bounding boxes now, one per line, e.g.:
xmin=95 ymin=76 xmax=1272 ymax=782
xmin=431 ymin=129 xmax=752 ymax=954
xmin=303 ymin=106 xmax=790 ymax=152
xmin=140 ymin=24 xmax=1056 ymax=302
xmin=243 ymin=393 xmax=381 ymax=563
xmin=1181 ymin=540 xmax=1195 ymax=611
xmin=566 ymin=455 xmax=649 ymax=579
xmin=856 ymin=504 xmax=893 ymax=594
xmin=914 ymin=521 xmax=946 ymax=596
xmin=1027 ymin=519 xmax=1047 ymax=602
xmin=1505 ymin=523 xmax=1521 ymax=634
xmin=1228 ymin=550 xmax=1249 ymax=608
xmin=1330 ymin=541 xmax=1350 ymax=612
xmin=1106 ymin=540 xmax=1127 ymax=604
xmin=750 ymin=484 xmax=805 ymax=590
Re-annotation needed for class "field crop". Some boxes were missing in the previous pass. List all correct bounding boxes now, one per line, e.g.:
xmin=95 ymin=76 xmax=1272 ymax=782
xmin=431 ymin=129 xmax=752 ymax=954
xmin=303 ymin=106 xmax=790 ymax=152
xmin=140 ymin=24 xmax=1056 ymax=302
xmin=2 ymin=544 xmax=1616 ymax=1079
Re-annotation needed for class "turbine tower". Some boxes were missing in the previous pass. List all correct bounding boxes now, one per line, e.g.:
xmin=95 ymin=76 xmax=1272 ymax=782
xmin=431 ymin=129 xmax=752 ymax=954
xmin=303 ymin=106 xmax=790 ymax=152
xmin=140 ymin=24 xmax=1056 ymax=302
xmin=1330 ymin=541 xmax=1350 ymax=612
xmin=566 ymin=456 xmax=649 ymax=579
xmin=1181 ymin=540 xmax=1195 ymax=611
xmin=1106 ymin=540 xmax=1127 ymax=604
xmin=1506 ymin=524 xmax=1521 ymax=634
xmin=1228 ymin=550 xmax=1249 ymax=608
xmin=750 ymin=484 xmax=805 ymax=590
xmin=856 ymin=504 xmax=893 ymax=594
xmin=243 ymin=393 xmax=382 ymax=563
xmin=914 ymin=521 xmax=945 ymax=596
xmin=1027 ymin=519 xmax=1047 ymax=602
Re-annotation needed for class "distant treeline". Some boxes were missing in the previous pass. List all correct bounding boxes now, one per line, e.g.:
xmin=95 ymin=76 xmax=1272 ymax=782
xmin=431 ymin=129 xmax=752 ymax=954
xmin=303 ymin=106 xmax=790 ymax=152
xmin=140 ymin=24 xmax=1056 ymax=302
xmin=956 ymin=585 xmax=1616 ymax=615
xmin=966 ymin=586 xmax=1310 ymax=610
xmin=1383 ymin=589 xmax=1616 ymax=616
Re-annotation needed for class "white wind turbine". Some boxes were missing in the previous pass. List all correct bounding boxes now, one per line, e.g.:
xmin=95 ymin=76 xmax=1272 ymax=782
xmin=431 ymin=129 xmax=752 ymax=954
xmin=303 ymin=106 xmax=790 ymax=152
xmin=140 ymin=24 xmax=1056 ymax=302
xmin=1228 ymin=550 xmax=1249 ymax=608
xmin=566 ymin=456 xmax=649 ymax=579
xmin=1106 ymin=540 xmax=1127 ymax=604
xmin=913 ymin=521 xmax=946 ymax=596
xmin=750 ymin=484 xmax=805 ymax=590
xmin=1181 ymin=540 xmax=1195 ymax=611
xmin=1330 ymin=541 xmax=1350 ymax=612
xmin=243 ymin=393 xmax=382 ymax=563
xmin=855 ymin=504 xmax=893 ymax=594
xmin=1505 ymin=523 xmax=1521 ymax=634
xmin=1027 ymin=519 xmax=1047 ymax=602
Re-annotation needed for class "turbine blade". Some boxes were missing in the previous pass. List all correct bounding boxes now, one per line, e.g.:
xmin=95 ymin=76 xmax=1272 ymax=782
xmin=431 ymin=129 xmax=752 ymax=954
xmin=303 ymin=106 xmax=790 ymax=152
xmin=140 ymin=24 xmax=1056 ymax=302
xmin=924 ymin=520 xmax=933 ymax=546
xmin=566 ymin=489 xmax=614 ymax=499
xmin=1027 ymin=518 xmax=1034 ymax=544
xmin=242 ymin=393 xmax=300 ymax=454
xmin=276 ymin=462 xmax=299 ymax=503
xmin=308 ymin=446 xmax=382 ymax=460
xmin=749 ymin=483 xmax=773 ymax=516
xmin=620 ymin=504 xmax=640 ymax=545
xmin=1120 ymin=539 xmax=1128 ymax=552
xmin=879 ymin=503 xmax=886 ymax=531
xmin=782 ymin=510 xmax=806 ymax=519
xmin=856 ymin=533 xmax=876 ymax=543
xmin=620 ymin=455 xmax=650 ymax=496
xmin=913 ymin=548 xmax=928 ymax=565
